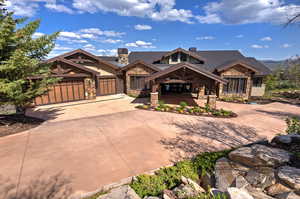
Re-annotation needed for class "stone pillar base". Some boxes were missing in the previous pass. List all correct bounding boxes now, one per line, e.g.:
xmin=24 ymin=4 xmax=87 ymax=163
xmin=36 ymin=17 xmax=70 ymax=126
xmin=207 ymin=95 xmax=217 ymax=109
xmin=150 ymin=92 xmax=159 ymax=107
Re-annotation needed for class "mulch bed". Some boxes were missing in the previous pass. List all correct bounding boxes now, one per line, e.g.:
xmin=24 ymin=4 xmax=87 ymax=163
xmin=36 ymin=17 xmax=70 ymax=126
xmin=0 ymin=114 xmax=44 ymax=137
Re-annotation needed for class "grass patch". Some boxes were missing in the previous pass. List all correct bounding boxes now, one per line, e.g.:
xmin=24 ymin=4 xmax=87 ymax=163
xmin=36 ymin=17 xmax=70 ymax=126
xmin=130 ymin=150 xmax=231 ymax=198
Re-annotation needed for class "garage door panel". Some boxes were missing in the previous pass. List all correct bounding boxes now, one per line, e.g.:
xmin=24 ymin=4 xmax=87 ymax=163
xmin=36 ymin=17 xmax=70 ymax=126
xmin=98 ymin=78 xmax=117 ymax=96
xmin=34 ymin=79 xmax=85 ymax=105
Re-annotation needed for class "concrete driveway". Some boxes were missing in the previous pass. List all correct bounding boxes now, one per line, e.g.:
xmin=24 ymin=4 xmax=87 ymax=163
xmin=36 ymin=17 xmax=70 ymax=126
xmin=1 ymin=97 xmax=300 ymax=197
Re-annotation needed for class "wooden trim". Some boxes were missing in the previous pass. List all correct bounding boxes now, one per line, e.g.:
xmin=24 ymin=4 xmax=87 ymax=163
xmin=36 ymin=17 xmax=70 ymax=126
xmin=216 ymin=61 xmax=259 ymax=73
xmin=97 ymin=75 xmax=117 ymax=79
xmin=120 ymin=60 xmax=161 ymax=72
xmin=152 ymin=48 xmax=206 ymax=63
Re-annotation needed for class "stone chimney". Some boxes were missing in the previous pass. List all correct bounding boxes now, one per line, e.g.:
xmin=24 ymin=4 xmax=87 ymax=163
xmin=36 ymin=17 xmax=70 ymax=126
xmin=118 ymin=48 xmax=129 ymax=65
xmin=189 ymin=47 xmax=197 ymax=52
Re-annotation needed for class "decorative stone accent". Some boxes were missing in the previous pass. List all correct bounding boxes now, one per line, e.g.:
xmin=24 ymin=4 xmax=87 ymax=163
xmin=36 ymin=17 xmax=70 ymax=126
xmin=150 ymin=92 xmax=159 ymax=107
xmin=228 ymin=144 xmax=290 ymax=167
xmin=277 ymin=166 xmax=300 ymax=190
xmin=207 ymin=95 xmax=217 ymax=109
xmin=226 ymin=187 xmax=254 ymax=199
xmin=215 ymin=158 xmax=236 ymax=192
xmin=84 ymin=78 xmax=96 ymax=100
xmin=98 ymin=185 xmax=140 ymax=199
xmin=197 ymin=85 xmax=205 ymax=99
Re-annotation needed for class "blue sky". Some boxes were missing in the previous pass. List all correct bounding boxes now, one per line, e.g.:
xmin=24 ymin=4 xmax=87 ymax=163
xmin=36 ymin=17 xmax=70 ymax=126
xmin=5 ymin=0 xmax=300 ymax=60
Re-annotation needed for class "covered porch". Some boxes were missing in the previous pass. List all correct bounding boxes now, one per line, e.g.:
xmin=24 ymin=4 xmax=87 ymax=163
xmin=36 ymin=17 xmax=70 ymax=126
xmin=147 ymin=63 xmax=227 ymax=107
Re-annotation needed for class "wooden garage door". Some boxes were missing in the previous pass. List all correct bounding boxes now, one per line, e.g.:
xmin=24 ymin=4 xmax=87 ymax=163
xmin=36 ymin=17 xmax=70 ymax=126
xmin=34 ymin=79 xmax=85 ymax=105
xmin=98 ymin=78 xmax=117 ymax=96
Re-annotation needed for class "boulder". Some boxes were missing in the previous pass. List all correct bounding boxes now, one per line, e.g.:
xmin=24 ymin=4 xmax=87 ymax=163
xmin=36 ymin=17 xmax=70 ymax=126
xmin=266 ymin=183 xmax=292 ymax=196
xmin=180 ymin=176 xmax=205 ymax=193
xmin=98 ymin=185 xmax=140 ymax=199
xmin=162 ymin=190 xmax=176 ymax=199
xmin=271 ymin=135 xmax=300 ymax=146
xmin=234 ymin=175 xmax=249 ymax=189
xmin=215 ymin=158 xmax=236 ymax=192
xmin=173 ymin=184 xmax=199 ymax=199
xmin=200 ymin=172 xmax=215 ymax=191
xmin=275 ymin=192 xmax=300 ymax=199
xmin=278 ymin=166 xmax=300 ymax=190
xmin=246 ymin=186 xmax=275 ymax=199
xmin=226 ymin=187 xmax=254 ymax=199
xmin=229 ymin=145 xmax=290 ymax=167
xmin=245 ymin=168 xmax=276 ymax=189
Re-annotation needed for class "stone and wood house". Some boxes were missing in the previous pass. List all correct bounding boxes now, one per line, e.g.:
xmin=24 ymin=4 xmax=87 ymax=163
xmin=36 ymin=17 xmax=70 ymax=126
xmin=33 ymin=47 xmax=271 ymax=106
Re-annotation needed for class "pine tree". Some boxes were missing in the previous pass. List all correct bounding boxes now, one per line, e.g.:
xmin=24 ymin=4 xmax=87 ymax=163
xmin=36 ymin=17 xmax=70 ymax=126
xmin=0 ymin=0 xmax=59 ymax=113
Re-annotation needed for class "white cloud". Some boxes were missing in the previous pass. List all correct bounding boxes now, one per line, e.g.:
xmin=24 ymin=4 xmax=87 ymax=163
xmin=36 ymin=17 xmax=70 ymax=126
xmin=196 ymin=36 xmax=215 ymax=40
xmin=59 ymin=31 xmax=81 ymax=39
xmin=134 ymin=24 xmax=152 ymax=31
xmin=80 ymin=33 xmax=96 ymax=39
xmin=45 ymin=3 xmax=74 ymax=14
xmin=79 ymin=28 xmax=125 ymax=37
xmin=196 ymin=0 xmax=300 ymax=24
xmin=125 ymin=40 xmax=155 ymax=48
xmin=32 ymin=32 xmax=45 ymax=38
xmin=97 ymin=49 xmax=118 ymax=56
xmin=281 ymin=43 xmax=292 ymax=48
xmin=236 ymin=34 xmax=244 ymax=38
xmin=72 ymin=0 xmax=194 ymax=23
xmin=53 ymin=44 xmax=73 ymax=51
xmin=251 ymin=44 xmax=269 ymax=49
xmin=261 ymin=36 xmax=272 ymax=41
xmin=101 ymin=39 xmax=123 ymax=44
xmin=83 ymin=44 xmax=96 ymax=51
xmin=58 ymin=37 xmax=88 ymax=44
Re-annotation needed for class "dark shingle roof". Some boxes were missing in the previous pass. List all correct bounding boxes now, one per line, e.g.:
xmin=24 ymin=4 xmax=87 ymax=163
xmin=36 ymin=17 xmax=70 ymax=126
xmin=128 ymin=50 xmax=271 ymax=75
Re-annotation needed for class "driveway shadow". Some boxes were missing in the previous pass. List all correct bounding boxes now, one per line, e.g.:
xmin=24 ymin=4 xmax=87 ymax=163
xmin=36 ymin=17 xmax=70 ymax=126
xmin=0 ymin=172 xmax=72 ymax=199
xmin=255 ymin=109 xmax=300 ymax=119
xmin=26 ymin=107 xmax=63 ymax=121
xmin=161 ymin=119 xmax=263 ymax=161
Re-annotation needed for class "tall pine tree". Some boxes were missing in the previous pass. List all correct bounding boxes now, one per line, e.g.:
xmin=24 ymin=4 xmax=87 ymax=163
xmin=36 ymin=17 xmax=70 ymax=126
xmin=0 ymin=0 xmax=59 ymax=113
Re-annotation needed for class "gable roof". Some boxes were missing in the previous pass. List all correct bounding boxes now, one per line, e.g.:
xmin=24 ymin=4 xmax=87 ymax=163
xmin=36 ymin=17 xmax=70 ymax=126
xmin=120 ymin=60 xmax=161 ymax=72
xmin=147 ymin=62 xmax=227 ymax=84
xmin=215 ymin=60 xmax=259 ymax=73
xmin=46 ymin=57 xmax=100 ymax=76
xmin=52 ymin=49 xmax=119 ymax=70
xmin=153 ymin=48 xmax=206 ymax=63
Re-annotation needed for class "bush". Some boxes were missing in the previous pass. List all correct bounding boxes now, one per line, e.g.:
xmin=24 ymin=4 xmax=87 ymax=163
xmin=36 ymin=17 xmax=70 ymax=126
xmin=286 ymin=117 xmax=300 ymax=134
xmin=130 ymin=150 xmax=230 ymax=198
xmin=179 ymin=101 xmax=188 ymax=109
xmin=189 ymin=192 xmax=227 ymax=199
xmin=204 ymin=104 xmax=212 ymax=113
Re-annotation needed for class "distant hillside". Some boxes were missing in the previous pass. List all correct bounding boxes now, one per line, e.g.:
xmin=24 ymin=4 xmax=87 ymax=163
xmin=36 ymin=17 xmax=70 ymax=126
xmin=261 ymin=56 xmax=300 ymax=71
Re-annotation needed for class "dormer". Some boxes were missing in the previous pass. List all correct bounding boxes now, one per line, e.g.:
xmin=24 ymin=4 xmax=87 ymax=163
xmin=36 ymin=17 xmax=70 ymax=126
xmin=153 ymin=48 xmax=205 ymax=65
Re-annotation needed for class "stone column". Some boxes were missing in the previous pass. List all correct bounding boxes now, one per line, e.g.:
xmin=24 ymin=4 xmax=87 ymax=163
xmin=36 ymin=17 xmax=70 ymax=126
xmin=151 ymin=92 xmax=159 ymax=107
xmin=207 ymin=95 xmax=217 ymax=109
xmin=197 ymin=85 xmax=205 ymax=99
xmin=84 ymin=78 xmax=96 ymax=100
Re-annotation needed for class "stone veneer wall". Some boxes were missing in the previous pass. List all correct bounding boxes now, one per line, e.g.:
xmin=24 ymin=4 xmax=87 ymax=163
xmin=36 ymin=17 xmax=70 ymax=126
xmin=218 ymin=65 xmax=253 ymax=100
xmin=125 ymin=63 xmax=156 ymax=97
xmin=84 ymin=78 xmax=96 ymax=100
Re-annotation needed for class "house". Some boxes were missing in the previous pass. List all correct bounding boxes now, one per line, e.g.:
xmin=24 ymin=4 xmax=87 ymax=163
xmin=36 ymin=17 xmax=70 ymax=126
xmin=34 ymin=47 xmax=271 ymax=106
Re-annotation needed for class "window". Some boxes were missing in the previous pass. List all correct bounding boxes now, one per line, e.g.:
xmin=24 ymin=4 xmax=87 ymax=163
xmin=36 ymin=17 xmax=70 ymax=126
xmin=253 ymin=77 xmax=263 ymax=87
xmin=223 ymin=78 xmax=247 ymax=94
xmin=171 ymin=53 xmax=178 ymax=62
xmin=130 ymin=76 xmax=148 ymax=90
xmin=181 ymin=53 xmax=187 ymax=62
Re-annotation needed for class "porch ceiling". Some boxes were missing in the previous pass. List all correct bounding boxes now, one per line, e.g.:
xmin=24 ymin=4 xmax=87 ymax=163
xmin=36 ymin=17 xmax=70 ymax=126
xmin=147 ymin=63 xmax=227 ymax=84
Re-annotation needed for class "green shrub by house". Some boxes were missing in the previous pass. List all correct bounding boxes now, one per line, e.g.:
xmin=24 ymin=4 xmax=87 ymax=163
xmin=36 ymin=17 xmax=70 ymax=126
xmin=286 ymin=117 xmax=300 ymax=134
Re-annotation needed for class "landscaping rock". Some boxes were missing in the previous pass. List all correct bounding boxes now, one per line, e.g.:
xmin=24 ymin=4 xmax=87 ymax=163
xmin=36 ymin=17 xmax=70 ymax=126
xmin=162 ymin=190 xmax=176 ymax=199
xmin=200 ymin=172 xmax=215 ymax=191
xmin=234 ymin=175 xmax=249 ymax=188
xmin=246 ymin=186 xmax=275 ymax=199
xmin=229 ymin=145 xmax=290 ymax=167
xmin=266 ymin=183 xmax=292 ymax=196
xmin=180 ymin=176 xmax=205 ymax=193
xmin=230 ymin=161 xmax=251 ymax=176
xmin=98 ymin=185 xmax=141 ymax=199
xmin=215 ymin=158 xmax=236 ymax=192
xmin=226 ymin=187 xmax=254 ymax=199
xmin=278 ymin=166 xmax=300 ymax=190
xmin=271 ymin=135 xmax=300 ymax=146
xmin=245 ymin=167 xmax=276 ymax=189
xmin=275 ymin=192 xmax=300 ymax=199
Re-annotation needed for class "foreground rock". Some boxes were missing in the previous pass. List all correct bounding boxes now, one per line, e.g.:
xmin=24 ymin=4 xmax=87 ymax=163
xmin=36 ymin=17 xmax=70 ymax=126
xmin=226 ymin=187 xmax=253 ymax=199
xmin=271 ymin=135 xmax=300 ymax=146
xmin=229 ymin=144 xmax=290 ymax=167
xmin=245 ymin=167 xmax=276 ymax=189
xmin=266 ymin=183 xmax=292 ymax=196
xmin=173 ymin=177 xmax=205 ymax=199
xmin=98 ymin=185 xmax=140 ymax=199
xmin=277 ymin=166 xmax=300 ymax=190
xmin=215 ymin=158 xmax=236 ymax=192
xmin=275 ymin=192 xmax=300 ymax=199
